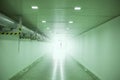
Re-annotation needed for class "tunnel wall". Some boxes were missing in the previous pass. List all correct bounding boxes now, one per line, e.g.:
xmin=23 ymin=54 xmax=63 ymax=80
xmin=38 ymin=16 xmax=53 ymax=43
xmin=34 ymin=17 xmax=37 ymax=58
xmin=0 ymin=36 xmax=46 ymax=80
xmin=73 ymin=16 xmax=120 ymax=80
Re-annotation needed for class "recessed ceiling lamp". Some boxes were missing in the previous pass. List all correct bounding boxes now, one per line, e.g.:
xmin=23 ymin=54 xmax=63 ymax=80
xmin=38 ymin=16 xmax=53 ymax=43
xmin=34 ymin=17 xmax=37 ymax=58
xmin=74 ymin=7 xmax=81 ymax=10
xmin=32 ymin=6 xmax=38 ymax=9
xmin=69 ymin=21 xmax=73 ymax=23
xmin=42 ymin=20 xmax=46 ymax=23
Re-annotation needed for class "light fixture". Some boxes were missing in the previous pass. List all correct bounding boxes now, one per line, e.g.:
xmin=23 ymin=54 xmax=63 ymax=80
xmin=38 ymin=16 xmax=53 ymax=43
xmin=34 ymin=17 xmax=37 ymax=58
xmin=32 ymin=6 xmax=38 ymax=9
xmin=74 ymin=7 xmax=81 ymax=10
xmin=69 ymin=21 xmax=73 ymax=23
xmin=42 ymin=20 xmax=46 ymax=23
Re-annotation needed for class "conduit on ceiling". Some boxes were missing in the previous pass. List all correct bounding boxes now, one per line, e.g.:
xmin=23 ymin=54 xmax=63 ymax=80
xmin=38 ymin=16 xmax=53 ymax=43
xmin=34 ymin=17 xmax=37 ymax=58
xmin=0 ymin=13 xmax=47 ymax=41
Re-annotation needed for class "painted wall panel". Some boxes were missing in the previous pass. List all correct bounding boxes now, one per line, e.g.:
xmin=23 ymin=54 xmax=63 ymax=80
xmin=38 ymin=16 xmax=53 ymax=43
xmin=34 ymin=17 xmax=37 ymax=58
xmin=0 ymin=36 xmax=46 ymax=80
xmin=73 ymin=16 xmax=120 ymax=80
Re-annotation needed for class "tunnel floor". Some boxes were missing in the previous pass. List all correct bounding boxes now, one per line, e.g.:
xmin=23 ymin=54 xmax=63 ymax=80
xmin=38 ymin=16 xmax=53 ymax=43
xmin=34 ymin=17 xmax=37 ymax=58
xmin=16 ymin=56 xmax=96 ymax=80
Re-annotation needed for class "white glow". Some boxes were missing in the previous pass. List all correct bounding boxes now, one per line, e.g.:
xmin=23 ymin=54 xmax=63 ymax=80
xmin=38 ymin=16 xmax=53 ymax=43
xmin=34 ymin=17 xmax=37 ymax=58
xmin=52 ymin=34 xmax=66 ymax=61
xmin=52 ymin=58 xmax=64 ymax=80
xmin=74 ymin=7 xmax=81 ymax=10
xmin=69 ymin=21 xmax=73 ymax=23
xmin=52 ymin=60 xmax=58 ymax=80
xmin=51 ymin=34 xmax=69 ymax=80
xmin=32 ymin=6 xmax=38 ymax=9
xmin=50 ymin=33 xmax=75 ymax=60
xmin=60 ymin=60 xmax=64 ymax=80
xmin=42 ymin=20 xmax=46 ymax=23
xmin=50 ymin=32 xmax=76 ymax=80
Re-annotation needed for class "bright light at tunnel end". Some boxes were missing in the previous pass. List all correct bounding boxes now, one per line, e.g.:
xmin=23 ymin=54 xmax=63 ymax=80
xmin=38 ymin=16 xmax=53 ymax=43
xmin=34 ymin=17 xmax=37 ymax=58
xmin=51 ymin=34 xmax=73 ymax=61
xmin=47 ymin=29 xmax=76 ymax=80
xmin=51 ymin=33 xmax=74 ymax=80
xmin=74 ymin=6 xmax=81 ymax=10
xmin=31 ymin=6 xmax=38 ymax=9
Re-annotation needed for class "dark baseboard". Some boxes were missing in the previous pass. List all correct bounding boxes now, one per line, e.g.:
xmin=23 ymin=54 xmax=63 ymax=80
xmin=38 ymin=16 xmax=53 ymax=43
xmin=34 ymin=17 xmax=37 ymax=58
xmin=9 ymin=56 xmax=43 ymax=80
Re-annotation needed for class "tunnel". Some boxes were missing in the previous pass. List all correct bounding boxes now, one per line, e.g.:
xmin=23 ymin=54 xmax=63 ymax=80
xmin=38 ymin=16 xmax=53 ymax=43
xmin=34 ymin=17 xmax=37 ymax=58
xmin=0 ymin=0 xmax=120 ymax=80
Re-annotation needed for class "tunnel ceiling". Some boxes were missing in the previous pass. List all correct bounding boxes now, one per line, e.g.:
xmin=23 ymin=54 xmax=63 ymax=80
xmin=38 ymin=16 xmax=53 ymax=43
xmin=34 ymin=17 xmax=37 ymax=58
xmin=0 ymin=0 xmax=120 ymax=37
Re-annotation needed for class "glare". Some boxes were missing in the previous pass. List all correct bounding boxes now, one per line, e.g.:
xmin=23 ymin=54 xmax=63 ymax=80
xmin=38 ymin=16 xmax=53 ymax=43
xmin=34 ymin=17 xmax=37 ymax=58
xmin=60 ymin=60 xmax=64 ymax=80
xmin=50 ymin=32 xmax=76 ymax=80
xmin=42 ymin=20 xmax=46 ymax=23
xmin=51 ymin=34 xmax=69 ymax=60
xmin=32 ymin=6 xmax=38 ymax=9
xmin=51 ymin=34 xmax=71 ymax=80
xmin=52 ymin=58 xmax=65 ymax=80
xmin=74 ymin=7 xmax=81 ymax=10
xmin=52 ymin=60 xmax=58 ymax=80
xmin=69 ymin=21 xmax=73 ymax=23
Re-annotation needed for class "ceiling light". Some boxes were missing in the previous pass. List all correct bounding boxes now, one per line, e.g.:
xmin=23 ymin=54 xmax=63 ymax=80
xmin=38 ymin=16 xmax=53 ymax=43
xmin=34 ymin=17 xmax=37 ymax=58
xmin=32 ymin=6 xmax=38 ymax=9
xmin=74 ymin=7 xmax=81 ymax=10
xmin=69 ymin=21 xmax=73 ymax=23
xmin=42 ymin=20 xmax=46 ymax=23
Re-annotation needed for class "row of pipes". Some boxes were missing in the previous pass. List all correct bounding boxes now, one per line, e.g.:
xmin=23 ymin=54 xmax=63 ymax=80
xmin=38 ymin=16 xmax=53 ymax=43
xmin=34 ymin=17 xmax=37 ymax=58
xmin=0 ymin=13 xmax=47 ymax=41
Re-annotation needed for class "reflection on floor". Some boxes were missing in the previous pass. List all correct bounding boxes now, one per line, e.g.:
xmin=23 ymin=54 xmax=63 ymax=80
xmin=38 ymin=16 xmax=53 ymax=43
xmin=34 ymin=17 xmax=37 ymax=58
xmin=13 ymin=56 xmax=99 ymax=80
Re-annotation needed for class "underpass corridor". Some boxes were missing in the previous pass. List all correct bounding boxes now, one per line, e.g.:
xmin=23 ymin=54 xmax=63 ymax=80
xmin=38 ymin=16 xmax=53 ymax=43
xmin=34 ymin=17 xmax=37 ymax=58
xmin=0 ymin=0 xmax=120 ymax=80
xmin=0 ymin=16 xmax=120 ymax=80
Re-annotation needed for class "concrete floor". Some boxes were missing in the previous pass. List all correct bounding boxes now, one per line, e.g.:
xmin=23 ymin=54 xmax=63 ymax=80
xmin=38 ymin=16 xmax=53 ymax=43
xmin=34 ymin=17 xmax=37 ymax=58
xmin=17 ymin=56 xmax=96 ymax=80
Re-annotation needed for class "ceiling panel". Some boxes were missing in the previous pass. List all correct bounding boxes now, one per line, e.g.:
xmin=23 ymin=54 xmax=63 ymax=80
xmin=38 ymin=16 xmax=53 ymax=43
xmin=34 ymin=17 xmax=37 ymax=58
xmin=0 ymin=0 xmax=120 ymax=37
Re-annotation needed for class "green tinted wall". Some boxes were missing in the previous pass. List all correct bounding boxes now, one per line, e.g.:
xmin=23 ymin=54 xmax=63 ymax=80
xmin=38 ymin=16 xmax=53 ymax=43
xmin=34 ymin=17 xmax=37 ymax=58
xmin=73 ymin=16 xmax=120 ymax=80
xmin=0 ymin=36 xmax=46 ymax=80
xmin=0 ymin=16 xmax=120 ymax=80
